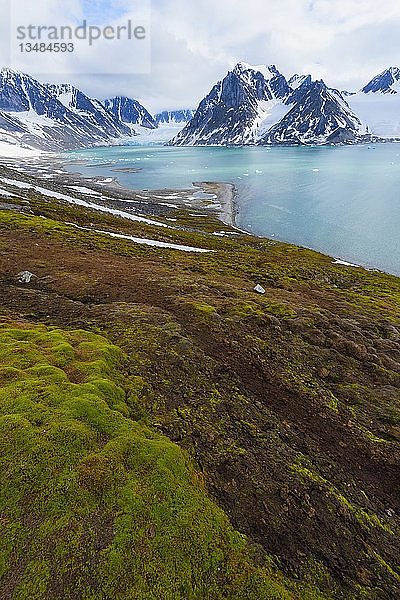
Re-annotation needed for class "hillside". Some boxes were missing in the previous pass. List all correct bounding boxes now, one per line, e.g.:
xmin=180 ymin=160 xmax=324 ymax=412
xmin=0 ymin=164 xmax=399 ymax=599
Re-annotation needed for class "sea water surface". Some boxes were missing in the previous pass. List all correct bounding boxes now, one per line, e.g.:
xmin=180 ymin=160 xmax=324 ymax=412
xmin=65 ymin=144 xmax=400 ymax=276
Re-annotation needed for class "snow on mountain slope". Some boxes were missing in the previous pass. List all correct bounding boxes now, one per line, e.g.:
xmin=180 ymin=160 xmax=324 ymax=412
xmin=169 ymin=63 xmax=293 ymax=146
xmin=169 ymin=63 xmax=366 ymax=146
xmin=48 ymin=84 xmax=130 ymax=138
xmin=0 ymin=69 xmax=134 ymax=152
xmin=251 ymin=99 xmax=292 ymax=141
xmin=0 ymin=68 xmax=57 ymax=115
xmin=0 ymin=113 xmax=43 ymax=157
xmin=103 ymin=96 xmax=157 ymax=130
xmin=361 ymin=67 xmax=400 ymax=94
xmin=0 ymin=100 xmax=59 ymax=152
xmin=288 ymin=74 xmax=310 ymax=89
xmin=0 ymin=109 xmax=27 ymax=135
xmin=260 ymin=80 xmax=364 ymax=145
xmin=347 ymin=68 xmax=400 ymax=138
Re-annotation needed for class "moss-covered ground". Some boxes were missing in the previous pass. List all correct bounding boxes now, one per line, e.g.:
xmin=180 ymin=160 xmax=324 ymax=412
xmin=0 ymin=167 xmax=399 ymax=599
xmin=0 ymin=321 xmax=311 ymax=600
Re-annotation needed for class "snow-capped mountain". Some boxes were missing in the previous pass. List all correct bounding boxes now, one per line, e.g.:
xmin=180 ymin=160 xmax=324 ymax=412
xmin=1 ymin=64 xmax=400 ymax=153
xmin=169 ymin=63 xmax=294 ymax=146
xmin=47 ymin=84 xmax=130 ymax=138
xmin=0 ymin=69 xmax=134 ymax=151
xmin=155 ymin=110 xmax=195 ymax=125
xmin=361 ymin=67 xmax=400 ymax=94
xmin=169 ymin=63 xmax=368 ymax=146
xmin=260 ymin=79 xmax=363 ymax=145
xmin=286 ymin=75 xmax=312 ymax=103
xmin=347 ymin=67 xmax=400 ymax=138
xmin=103 ymin=96 xmax=157 ymax=130
xmin=0 ymin=69 xmax=70 ymax=119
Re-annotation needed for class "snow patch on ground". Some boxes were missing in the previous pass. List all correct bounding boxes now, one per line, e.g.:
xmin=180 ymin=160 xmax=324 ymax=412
xmin=68 ymin=186 xmax=101 ymax=196
xmin=66 ymin=222 xmax=212 ymax=253
xmin=0 ymin=177 xmax=32 ymax=189
xmin=333 ymin=259 xmax=360 ymax=267
xmin=0 ymin=177 xmax=171 ymax=228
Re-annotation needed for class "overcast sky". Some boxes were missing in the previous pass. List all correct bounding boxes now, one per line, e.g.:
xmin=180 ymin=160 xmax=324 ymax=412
xmin=2 ymin=0 xmax=400 ymax=112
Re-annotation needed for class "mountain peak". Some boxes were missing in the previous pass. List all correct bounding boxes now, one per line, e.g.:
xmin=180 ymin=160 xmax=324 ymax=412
xmin=48 ymin=83 xmax=76 ymax=93
xmin=103 ymin=96 xmax=157 ymax=129
xmin=0 ymin=69 xmax=57 ymax=114
xmin=1 ymin=67 xmax=21 ymax=77
xmin=362 ymin=67 xmax=400 ymax=94
xmin=233 ymin=62 xmax=253 ymax=72
xmin=260 ymin=78 xmax=362 ymax=146
xmin=288 ymin=74 xmax=311 ymax=89
xmin=0 ymin=68 xmax=34 ymax=84
xmin=110 ymin=95 xmax=131 ymax=102
xmin=387 ymin=66 xmax=400 ymax=77
xmin=267 ymin=64 xmax=279 ymax=75
xmin=233 ymin=62 xmax=284 ymax=78
xmin=315 ymin=79 xmax=328 ymax=89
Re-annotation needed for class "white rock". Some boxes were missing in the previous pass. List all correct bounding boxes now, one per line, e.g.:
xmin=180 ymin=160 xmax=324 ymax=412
xmin=254 ymin=284 xmax=266 ymax=295
xmin=17 ymin=271 xmax=37 ymax=283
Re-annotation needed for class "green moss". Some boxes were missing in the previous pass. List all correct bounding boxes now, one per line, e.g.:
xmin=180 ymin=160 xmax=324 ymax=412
xmin=0 ymin=320 xmax=303 ymax=600
xmin=371 ymin=552 xmax=400 ymax=582
xmin=186 ymin=300 xmax=218 ymax=316
xmin=262 ymin=301 xmax=297 ymax=319
xmin=231 ymin=302 xmax=265 ymax=318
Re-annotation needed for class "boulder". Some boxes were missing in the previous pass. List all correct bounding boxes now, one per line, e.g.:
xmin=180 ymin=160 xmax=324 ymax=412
xmin=17 ymin=271 xmax=37 ymax=284
xmin=254 ymin=284 xmax=266 ymax=295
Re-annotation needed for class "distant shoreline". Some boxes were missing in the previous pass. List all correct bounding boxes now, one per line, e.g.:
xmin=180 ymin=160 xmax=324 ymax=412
xmin=2 ymin=147 xmax=397 ymax=276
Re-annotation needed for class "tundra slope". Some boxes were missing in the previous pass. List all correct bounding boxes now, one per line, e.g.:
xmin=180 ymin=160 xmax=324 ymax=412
xmin=0 ymin=165 xmax=399 ymax=599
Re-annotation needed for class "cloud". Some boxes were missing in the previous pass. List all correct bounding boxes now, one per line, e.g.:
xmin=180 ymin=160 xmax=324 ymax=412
xmin=1 ymin=0 xmax=400 ymax=112
xmin=137 ymin=0 xmax=400 ymax=109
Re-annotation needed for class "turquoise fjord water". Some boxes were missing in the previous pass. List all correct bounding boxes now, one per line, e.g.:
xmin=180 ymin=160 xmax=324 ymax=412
xmin=65 ymin=144 xmax=400 ymax=276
